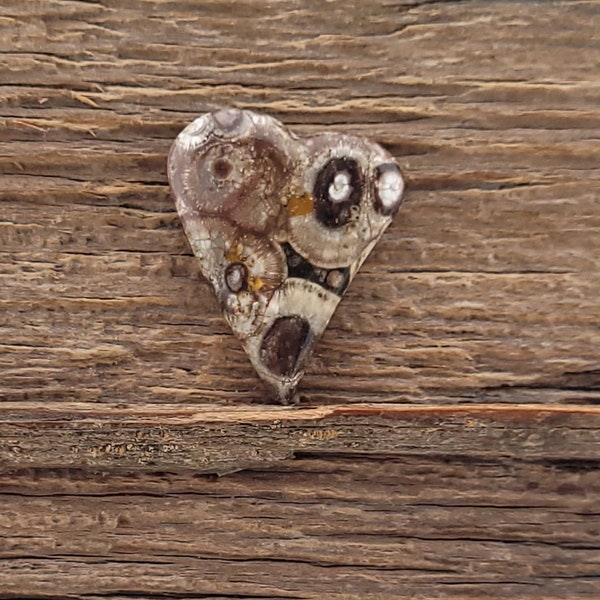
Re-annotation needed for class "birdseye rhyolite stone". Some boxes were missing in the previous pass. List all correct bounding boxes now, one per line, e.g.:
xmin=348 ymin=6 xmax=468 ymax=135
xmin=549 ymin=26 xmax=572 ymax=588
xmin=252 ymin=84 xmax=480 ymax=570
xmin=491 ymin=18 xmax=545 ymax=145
xmin=168 ymin=109 xmax=405 ymax=402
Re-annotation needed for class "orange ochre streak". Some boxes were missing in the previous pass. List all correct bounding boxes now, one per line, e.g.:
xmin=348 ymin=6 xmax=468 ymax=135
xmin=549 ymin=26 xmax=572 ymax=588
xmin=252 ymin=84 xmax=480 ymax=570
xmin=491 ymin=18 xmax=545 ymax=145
xmin=286 ymin=192 xmax=314 ymax=217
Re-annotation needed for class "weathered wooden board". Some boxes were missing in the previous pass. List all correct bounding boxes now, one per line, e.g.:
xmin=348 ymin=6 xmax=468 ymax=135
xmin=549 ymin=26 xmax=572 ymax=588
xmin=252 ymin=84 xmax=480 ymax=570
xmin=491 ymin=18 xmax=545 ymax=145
xmin=1 ymin=0 xmax=598 ymax=407
xmin=0 ymin=0 xmax=599 ymax=598
xmin=1 ymin=403 xmax=599 ymax=472
xmin=1 ymin=455 xmax=599 ymax=599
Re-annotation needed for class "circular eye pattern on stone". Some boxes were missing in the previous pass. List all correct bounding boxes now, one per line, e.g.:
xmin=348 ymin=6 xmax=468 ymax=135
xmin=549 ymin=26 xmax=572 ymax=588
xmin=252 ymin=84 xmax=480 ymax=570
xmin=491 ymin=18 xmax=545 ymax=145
xmin=313 ymin=157 xmax=364 ymax=228
xmin=372 ymin=163 xmax=404 ymax=216
xmin=224 ymin=262 xmax=249 ymax=293
xmin=260 ymin=315 xmax=311 ymax=377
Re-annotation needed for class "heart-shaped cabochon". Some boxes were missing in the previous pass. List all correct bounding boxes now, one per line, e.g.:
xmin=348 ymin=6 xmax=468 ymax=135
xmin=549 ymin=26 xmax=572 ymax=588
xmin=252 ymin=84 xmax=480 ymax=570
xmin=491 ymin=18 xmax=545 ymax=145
xmin=168 ymin=109 xmax=404 ymax=402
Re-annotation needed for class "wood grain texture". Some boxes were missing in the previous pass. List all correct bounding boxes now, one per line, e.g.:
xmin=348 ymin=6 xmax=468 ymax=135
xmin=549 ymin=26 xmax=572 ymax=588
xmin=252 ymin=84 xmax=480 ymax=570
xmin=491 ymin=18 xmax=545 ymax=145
xmin=1 ymin=0 xmax=598 ymax=407
xmin=1 ymin=403 xmax=600 ymax=472
xmin=2 ymin=456 xmax=599 ymax=599
xmin=0 ymin=0 xmax=599 ymax=597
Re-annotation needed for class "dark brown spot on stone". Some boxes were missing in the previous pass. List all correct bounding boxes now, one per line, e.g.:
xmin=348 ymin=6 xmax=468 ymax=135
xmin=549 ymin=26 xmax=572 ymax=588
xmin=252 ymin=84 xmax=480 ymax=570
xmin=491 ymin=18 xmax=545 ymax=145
xmin=212 ymin=158 xmax=232 ymax=179
xmin=260 ymin=315 xmax=311 ymax=377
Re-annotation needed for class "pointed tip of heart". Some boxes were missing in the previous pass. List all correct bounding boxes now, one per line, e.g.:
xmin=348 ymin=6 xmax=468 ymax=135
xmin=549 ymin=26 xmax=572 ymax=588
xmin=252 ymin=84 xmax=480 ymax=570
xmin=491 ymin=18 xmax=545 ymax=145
xmin=168 ymin=109 xmax=405 ymax=403
xmin=242 ymin=279 xmax=339 ymax=402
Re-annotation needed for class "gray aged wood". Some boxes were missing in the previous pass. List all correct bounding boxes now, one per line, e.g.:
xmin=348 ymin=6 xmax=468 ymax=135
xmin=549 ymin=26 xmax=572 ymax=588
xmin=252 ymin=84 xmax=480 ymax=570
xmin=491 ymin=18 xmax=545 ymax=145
xmin=0 ymin=0 xmax=599 ymax=598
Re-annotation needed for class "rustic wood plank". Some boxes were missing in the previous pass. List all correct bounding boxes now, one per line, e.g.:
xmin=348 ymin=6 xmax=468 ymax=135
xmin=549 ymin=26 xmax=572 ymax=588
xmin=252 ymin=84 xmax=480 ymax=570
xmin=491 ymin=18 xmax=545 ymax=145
xmin=0 ymin=1 xmax=599 ymax=598
xmin=1 ymin=0 xmax=599 ymax=406
xmin=1 ymin=403 xmax=599 ymax=472
xmin=1 ymin=455 xmax=599 ymax=599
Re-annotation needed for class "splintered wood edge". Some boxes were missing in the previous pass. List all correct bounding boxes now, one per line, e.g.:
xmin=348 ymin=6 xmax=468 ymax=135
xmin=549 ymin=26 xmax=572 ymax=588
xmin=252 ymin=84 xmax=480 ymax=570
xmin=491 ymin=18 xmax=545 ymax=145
xmin=1 ymin=403 xmax=598 ymax=473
